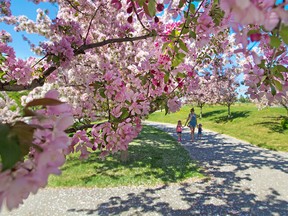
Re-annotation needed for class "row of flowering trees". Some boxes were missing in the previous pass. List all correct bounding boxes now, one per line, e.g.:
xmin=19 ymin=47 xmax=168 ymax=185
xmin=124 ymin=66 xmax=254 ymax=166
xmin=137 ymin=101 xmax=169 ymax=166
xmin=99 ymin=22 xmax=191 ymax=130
xmin=0 ymin=0 xmax=287 ymax=211
xmin=185 ymin=71 xmax=239 ymax=118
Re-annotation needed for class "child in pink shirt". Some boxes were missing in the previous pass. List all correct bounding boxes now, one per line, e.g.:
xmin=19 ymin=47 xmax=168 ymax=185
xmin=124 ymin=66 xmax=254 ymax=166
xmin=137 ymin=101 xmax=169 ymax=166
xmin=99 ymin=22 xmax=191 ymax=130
xmin=176 ymin=120 xmax=183 ymax=142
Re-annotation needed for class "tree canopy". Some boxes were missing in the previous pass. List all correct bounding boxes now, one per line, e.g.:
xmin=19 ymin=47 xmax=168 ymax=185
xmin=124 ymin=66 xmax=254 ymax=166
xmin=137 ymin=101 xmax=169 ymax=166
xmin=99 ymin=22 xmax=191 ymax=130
xmin=0 ymin=0 xmax=287 ymax=211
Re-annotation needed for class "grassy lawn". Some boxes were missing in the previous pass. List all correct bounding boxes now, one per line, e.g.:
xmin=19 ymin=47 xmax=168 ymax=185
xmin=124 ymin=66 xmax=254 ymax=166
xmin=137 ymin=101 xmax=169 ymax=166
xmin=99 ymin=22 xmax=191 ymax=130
xmin=148 ymin=103 xmax=288 ymax=152
xmin=48 ymin=125 xmax=203 ymax=187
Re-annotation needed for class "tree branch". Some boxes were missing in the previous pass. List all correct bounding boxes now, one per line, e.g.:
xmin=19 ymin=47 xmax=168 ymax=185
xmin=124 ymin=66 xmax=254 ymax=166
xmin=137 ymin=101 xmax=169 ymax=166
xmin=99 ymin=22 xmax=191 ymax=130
xmin=64 ymin=0 xmax=86 ymax=15
xmin=1 ymin=33 xmax=154 ymax=92
xmin=75 ymin=33 xmax=153 ymax=55
xmin=84 ymin=4 xmax=103 ymax=44
xmin=131 ymin=0 xmax=151 ymax=33
xmin=0 ymin=66 xmax=57 ymax=91
xmin=65 ymin=122 xmax=105 ymax=133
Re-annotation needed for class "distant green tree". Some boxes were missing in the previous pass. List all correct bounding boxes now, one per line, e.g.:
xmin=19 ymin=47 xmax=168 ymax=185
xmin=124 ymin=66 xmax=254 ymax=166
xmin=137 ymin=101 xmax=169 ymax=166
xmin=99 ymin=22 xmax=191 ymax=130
xmin=238 ymin=95 xmax=251 ymax=103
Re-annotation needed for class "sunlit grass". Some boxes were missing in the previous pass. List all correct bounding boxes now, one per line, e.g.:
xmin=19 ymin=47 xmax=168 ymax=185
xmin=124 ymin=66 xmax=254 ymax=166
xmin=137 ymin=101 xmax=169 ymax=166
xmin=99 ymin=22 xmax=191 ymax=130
xmin=48 ymin=125 xmax=204 ymax=187
xmin=148 ymin=103 xmax=288 ymax=152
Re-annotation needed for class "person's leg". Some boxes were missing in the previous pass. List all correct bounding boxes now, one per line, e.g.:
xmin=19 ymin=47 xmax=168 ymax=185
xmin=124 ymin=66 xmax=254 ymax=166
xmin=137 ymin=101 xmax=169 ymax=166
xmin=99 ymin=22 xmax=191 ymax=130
xmin=178 ymin=133 xmax=181 ymax=141
xmin=191 ymin=127 xmax=195 ymax=141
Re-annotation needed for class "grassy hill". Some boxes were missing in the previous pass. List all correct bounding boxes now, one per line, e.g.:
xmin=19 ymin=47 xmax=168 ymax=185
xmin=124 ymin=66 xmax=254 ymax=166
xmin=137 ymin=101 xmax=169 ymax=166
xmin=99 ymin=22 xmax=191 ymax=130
xmin=148 ymin=103 xmax=288 ymax=152
xmin=49 ymin=125 xmax=203 ymax=187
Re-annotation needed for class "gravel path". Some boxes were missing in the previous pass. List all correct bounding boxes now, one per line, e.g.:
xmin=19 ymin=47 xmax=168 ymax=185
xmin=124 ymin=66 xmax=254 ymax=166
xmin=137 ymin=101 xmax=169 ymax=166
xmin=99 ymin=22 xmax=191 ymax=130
xmin=2 ymin=121 xmax=288 ymax=216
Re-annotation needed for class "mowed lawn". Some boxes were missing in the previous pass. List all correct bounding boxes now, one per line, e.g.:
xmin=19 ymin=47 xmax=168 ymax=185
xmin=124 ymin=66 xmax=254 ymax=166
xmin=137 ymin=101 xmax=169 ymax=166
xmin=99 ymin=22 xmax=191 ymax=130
xmin=148 ymin=103 xmax=288 ymax=152
xmin=48 ymin=125 xmax=203 ymax=187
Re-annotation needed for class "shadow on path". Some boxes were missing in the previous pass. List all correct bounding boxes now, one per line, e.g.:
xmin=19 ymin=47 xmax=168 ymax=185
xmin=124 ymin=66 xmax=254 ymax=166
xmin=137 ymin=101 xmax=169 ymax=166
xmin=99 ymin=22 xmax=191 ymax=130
xmin=3 ymin=122 xmax=287 ymax=216
xmin=66 ymin=122 xmax=288 ymax=216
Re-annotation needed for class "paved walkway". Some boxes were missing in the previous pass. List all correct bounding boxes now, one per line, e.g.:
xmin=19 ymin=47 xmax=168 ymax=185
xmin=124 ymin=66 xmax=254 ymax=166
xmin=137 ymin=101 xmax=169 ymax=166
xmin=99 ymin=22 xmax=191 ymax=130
xmin=2 ymin=122 xmax=288 ymax=216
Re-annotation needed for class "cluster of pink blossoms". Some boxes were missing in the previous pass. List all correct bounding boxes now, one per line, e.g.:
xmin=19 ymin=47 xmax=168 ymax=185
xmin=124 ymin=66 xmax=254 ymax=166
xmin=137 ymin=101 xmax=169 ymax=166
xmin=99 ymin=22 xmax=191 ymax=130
xmin=0 ymin=90 xmax=73 ymax=211
xmin=0 ymin=40 xmax=37 ymax=85
xmin=41 ymin=19 xmax=83 ymax=68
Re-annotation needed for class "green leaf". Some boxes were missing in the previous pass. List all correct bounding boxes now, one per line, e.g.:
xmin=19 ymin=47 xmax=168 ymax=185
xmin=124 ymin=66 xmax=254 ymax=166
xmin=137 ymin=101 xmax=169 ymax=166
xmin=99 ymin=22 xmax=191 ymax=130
xmin=270 ymin=35 xmax=281 ymax=48
xmin=0 ymin=53 xmax=6 ymax=63
xmin=189 ymin=3 xmax=196 ymax=14
xmin=91 ymin=81 xmax=103 ymax=91
xmin=275 ymin=49 xmax=285 ymax=57
xmin=189 ymin=30 xmax=196 ymax=39
xmin=261 ymin=75 xmax=267 ymax=82
xmin=174 ymin=45 xmax=179 ymax=53
xmin=182 ymin=27 xmax=189 ymax=35
xmin=176 ymin=53 xmax=186 ymax=59
xmin=210 ymin=4 xmax=224 ymax=26
xmin=52 ymin=55 xmax=60 ymax=63
xmin=177 ymin=72 xmax=186 ymax=78
xmin=0 ymin=71 xmax=6 ymax=79
xmin=11 ymin=122 xmax=35 ymax=157
xmin=212 ymin=48 xmax=218 ymax=55
xmin=257 ymin=60 xmax=266 ymax=69
xmin=270 ymin=84 xmax=276 ymax=96
xmin=137 ymin=0 xmax=145 ymax=7
xmin=120 ymin=107 xmax=130 ymax=119
xmin=276 ymin=65 xmax=288 ymax=72
xmin=172 ymin=58 xmax=182 ymax=67
xmin=164 ymin=102 xmax=169 ymax=115
xmin=140 ymin=75 xmax=147 ymax=85
xmin=151 ymin=29 xmax=157 ymax=38
xmin=99 ymin=88 xmax=106 ymax=98
xmin=172 ymin=52 xmax=186 ymax=67
xmin=0 ymin=124 xmax=22 ymax=171
xmin=162 ymin=42 xmax=170 ymax=52
xmin=23 ymin=108 xmax=36 ymax=117
xmin=204 ymin=54 xmax=212 ymax=60
xmin=147 ymin=0 xmax=156 ymax=17
xmin=171 ymin=29 xmax=176 ymax=37
xmin=164 ymin=73 xmax=170 ymax=83
xmin=178 ymin=0 xmax=185 ymax=8
xmin=143 ymin=3 xmax=150 ymax=17
xmin=247 ymin=29 xmax=259 ymax=36
xmin=179 ymin=39 xmax=188 ymax=53
xmin=273 ymin=80 xmax=283 ymax=91
xmin=280 ymin=24 xmax=288 ymax=45
xmin=274 ymin=70 xmax=284 ymax=80
xmin=25 ymin=98 xmax=63 ymax=108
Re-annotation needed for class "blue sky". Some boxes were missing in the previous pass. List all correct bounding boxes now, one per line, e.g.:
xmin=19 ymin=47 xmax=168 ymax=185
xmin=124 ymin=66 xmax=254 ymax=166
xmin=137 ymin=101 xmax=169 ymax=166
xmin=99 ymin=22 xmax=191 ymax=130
xmin=0 ymin=0 xmax=58 ymax=58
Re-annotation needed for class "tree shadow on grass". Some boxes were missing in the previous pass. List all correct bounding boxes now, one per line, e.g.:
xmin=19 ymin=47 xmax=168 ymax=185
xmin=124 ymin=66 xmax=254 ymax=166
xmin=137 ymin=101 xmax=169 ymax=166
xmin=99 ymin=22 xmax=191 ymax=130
xmin=253 ymin=116 xmax=288 ymax=134
xmin=59 ymin=125 xmax=200 ymax=187
xmin=210 ymin=111 xmax=251 ymax=123
xmin=202 ymin=109 xmax=226 ymax=118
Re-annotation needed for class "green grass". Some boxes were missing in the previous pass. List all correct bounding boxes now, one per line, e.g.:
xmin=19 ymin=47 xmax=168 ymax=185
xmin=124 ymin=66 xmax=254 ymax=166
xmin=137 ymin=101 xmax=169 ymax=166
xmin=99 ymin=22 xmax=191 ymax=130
xmin=48 ymin=125 xmax=203 ymax=187
xmin=148 ymin=103 xmax=288 ymax=152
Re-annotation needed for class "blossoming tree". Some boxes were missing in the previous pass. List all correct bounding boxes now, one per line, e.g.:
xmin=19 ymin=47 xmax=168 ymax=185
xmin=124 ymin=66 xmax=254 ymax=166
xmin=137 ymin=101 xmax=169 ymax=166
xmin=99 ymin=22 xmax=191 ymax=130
xmin=185 ymin=75 xmax=219 ymax=118
xmin=0 ymin=0 xmax=287 ymax=211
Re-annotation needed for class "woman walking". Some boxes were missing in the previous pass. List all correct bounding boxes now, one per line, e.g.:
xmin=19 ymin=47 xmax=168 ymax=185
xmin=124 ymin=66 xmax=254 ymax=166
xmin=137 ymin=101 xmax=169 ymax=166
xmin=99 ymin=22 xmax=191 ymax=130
xmin=185 ymin=108 xmax=197 ymax=141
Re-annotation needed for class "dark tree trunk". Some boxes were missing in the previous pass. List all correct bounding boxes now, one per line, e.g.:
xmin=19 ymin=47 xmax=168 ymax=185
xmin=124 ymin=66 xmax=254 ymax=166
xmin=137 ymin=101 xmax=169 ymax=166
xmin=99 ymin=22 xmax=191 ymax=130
xmin=228 ymin=104 xmax=231 ymax=118
xmin=120 ymin=150 xmax=129 ymax=162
